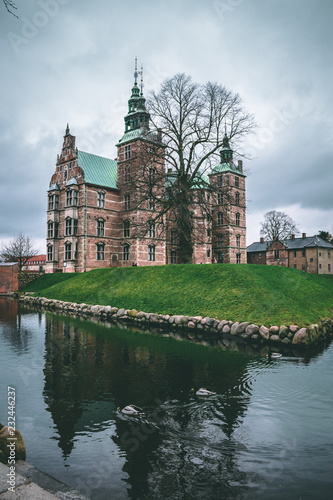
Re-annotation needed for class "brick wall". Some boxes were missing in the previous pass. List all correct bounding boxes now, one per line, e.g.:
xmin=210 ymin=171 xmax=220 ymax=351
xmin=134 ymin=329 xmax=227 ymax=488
xmin=0 ymin=263 xmax=19 ymax=294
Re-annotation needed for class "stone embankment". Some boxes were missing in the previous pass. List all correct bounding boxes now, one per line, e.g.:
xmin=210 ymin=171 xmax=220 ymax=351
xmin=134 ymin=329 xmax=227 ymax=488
xmin=17 ymin=294 xmax=333 ymax=347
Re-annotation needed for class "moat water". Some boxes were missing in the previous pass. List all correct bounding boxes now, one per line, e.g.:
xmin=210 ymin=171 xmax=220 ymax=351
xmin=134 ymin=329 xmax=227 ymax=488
xmin=0 ymin=298 xmax=332 ymax=500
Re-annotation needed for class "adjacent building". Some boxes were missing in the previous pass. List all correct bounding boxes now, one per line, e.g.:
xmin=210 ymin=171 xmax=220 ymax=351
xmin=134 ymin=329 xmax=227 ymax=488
xmin=247 ymin=233 xmax=333 ymax=274
xmin=46 ymin=68 xmax=247 ymax=273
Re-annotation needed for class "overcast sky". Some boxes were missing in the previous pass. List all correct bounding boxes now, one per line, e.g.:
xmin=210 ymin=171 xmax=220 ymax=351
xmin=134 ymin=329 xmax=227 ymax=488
xmin=0 ymin=0 xmax=332 ymax=252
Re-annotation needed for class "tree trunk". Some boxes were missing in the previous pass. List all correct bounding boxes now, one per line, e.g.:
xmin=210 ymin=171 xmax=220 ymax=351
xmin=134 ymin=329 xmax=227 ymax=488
xmin=176 ymin=180 xmax=193 ymax=264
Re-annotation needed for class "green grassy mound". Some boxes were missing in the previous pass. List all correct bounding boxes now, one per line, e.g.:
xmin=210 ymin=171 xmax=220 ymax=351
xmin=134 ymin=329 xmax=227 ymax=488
xmin=21 ymin=264 xmax=333 ymax=326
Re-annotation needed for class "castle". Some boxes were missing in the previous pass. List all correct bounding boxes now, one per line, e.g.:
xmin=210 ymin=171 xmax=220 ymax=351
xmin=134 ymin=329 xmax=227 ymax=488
xmin=46 ymin=68 xmax=246 ymax=273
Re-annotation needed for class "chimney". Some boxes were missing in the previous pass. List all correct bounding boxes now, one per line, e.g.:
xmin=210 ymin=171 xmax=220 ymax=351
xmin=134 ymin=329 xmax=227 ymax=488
xmin=302 ymin=233 xmax=306 ymax=239
xmin=238 ymin=160 xmax=243 ymax=172
xmin=291 ymin=234 xmax=295 ymax=239
xmin=260 ymin=237 xmax=264 ymax=243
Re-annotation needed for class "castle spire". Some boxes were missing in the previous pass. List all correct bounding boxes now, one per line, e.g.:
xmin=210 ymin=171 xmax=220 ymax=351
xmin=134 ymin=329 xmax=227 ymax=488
xmin=123 ymin=59 xmax=150 ymax=133
xmin=65 ymin=123 xmax=70 ymax=135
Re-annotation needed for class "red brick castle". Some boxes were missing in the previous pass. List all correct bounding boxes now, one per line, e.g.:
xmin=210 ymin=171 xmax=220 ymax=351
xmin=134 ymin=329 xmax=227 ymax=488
xmin=46 ymin=67 xmax=247 ymax=272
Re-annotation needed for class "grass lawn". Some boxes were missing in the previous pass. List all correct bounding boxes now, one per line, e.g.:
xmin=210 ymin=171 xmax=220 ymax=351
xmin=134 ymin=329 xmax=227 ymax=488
xmin=20 ymin=264 xmax=333 ymax=326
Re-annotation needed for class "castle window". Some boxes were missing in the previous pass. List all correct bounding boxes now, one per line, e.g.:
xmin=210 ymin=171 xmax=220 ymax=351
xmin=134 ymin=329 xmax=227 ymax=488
xmin=302 ymin=249 xmax=306 ymax=257
xmin=66 ymin=189 xmax=78 ymax=207
xmin=97 ymin=191 xmax=105 ymax=208
xmin=217 ymin=234 xmax=223 ymax=247
xmin=96 ymin=243 xmax=104 ymax=260
xmin=123 ymin=220 xmax=130 ymax=238
xmin=236 ymin=212 xmax=240 ymax=226
xmin=123 ymin=244 xmax=130 ymax=261
xmin=148 ymin=244 xmax=155 ymax=261
xmin=65 ymin=218 xmax=72 ymax=236
xmin=148 ymin=196 xmax=155 ymax=210
xmin=65 ymin=218 xmax=78 ymax=236
xmin=236 ymin=234 xmax=241 ymax=248
xmin=48 ymin=194 xmax=59 ymax=211
xmin=218 ymin=252 xmax=224 ymax=263
xmin=217 ymin=175 xmax=223 ymax=187
xmin=171 ymin=250 xmax=177 ymax=264
xmin=125 ymin=145 xmax=131 ymax=159
xmin=65 ymin=243 xmax=72 ymax=260
xmin=235 ymin=176 xmax=239 ymax=188
xmin=124 ymin=165 xmax=131 ymax=182
xmin=274 ymin=250 xmax=279 ymax=259
xmin=148 ymin=222 xmax=155 ymax=238
xmin=207 ymin=249 xmax=211 ymax=258
xmin=97 ymin=220 xmax=104 ymax=237
xmin=293 ymin=250 xmax=297 ymax=257
xmin=217 ymin=212 xmax=223 ymax=226
xmin=235 ymin=192 xmax=240 ymax=206
xmin=218 ymin=192 xmax=223 ymax=205
xmin=47 ymin=245 xmax=53 ymax=261
xmin=329 ymin=264 xmax=331 ymax=272
xmin=259 ymin=253 xmax=262 ymax=260
xmin=170 ymin=229 xmax=177 ymax=245
xmin=48 ymin=222 xmax=54 ymax=238
xmin=328 ymin=250 xmax=331 ymax=258
xmin=149 ymin=167 xmax=156 ymax=185
xmin=124 ymin=193 xmax=130 ymax=210
xmin=236 ymin=253 xmax=241 ymax=264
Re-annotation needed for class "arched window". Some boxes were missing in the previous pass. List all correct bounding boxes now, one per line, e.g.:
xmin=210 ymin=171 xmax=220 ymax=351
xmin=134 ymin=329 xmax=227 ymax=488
xmin=236 ymin=212 xmax=240 ymax=226
xmin=217 ymin=212 xmax=223 ymax=226
xmin=236 ymin=234 xmax=241 ymax=248
xmin=148 ymin=244 xmax=155 ymax=261
xmin=123 ymin=220 xmax=130 ymax=238
xmin=124 ymin=193 xmax=130 ymax=210
xmin=123 ymin=244 xmax=130 ymax=261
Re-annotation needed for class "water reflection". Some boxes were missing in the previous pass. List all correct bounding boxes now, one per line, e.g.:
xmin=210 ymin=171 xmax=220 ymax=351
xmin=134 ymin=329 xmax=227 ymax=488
xmin=1 ymin=299 xmax=332 ymax=500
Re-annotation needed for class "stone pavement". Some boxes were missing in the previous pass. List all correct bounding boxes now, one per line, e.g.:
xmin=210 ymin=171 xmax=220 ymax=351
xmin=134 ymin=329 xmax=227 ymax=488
xmin=0 ymin=461 xmax=89 ymax=499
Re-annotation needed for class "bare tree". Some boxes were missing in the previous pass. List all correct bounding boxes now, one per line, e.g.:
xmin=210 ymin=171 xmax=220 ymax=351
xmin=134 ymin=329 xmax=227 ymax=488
xmin=0 ymin=233 xmax=39 ymax=274
xmin=128 ymin=73 xmax=255 ymax=264
xmin=3 ymin=0 xmax=18 ymax=17
xmin=260 ymin=210 xmax=299 ymax=241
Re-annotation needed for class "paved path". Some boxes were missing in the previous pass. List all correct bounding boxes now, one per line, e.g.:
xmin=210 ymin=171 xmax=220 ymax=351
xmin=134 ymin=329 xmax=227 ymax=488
xmin=0 ymin=461 xmax=89 ymax=499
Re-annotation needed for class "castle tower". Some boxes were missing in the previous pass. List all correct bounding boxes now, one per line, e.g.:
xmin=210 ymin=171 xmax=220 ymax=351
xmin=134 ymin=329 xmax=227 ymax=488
xmin=116 ymin=60 xmax=166 ymax=266
xmin=209 ymin=132 xmax=247 ymax=264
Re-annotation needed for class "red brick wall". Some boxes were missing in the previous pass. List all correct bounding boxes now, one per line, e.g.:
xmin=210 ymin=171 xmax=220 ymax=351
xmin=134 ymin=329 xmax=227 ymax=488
xmin=0 ymin=263 xmax=19 ymax=294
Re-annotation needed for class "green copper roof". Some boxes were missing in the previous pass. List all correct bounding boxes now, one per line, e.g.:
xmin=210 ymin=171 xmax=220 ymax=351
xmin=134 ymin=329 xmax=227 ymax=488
xmin=77 ymin=150 xmax=118 ymax=189
xmin=210 ymin=162 xmax=245 ymax=177
xmin=116 ymin=128 xmax=144 ymax=145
